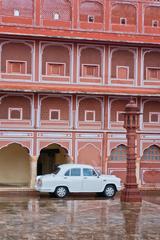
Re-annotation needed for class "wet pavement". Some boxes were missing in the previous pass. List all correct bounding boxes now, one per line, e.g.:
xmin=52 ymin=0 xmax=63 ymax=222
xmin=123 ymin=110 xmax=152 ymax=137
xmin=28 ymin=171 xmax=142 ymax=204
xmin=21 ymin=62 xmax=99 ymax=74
xmin=0 ymin=194 xmax=159 ymax=240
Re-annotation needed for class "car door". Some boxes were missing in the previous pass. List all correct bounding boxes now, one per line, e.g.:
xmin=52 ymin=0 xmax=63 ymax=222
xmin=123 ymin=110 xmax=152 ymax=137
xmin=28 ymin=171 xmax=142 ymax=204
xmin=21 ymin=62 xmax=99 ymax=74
xmin=82 ymin=168 xmax=103 ymax=192
xmin=63 ymin=168 xmax=83 ymax=192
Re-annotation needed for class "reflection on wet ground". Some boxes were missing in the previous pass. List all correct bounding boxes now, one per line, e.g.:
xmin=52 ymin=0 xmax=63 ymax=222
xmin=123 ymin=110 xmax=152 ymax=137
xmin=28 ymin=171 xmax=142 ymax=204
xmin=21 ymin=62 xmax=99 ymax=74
xmin=0 ymin=194 xmax=159 ymax=240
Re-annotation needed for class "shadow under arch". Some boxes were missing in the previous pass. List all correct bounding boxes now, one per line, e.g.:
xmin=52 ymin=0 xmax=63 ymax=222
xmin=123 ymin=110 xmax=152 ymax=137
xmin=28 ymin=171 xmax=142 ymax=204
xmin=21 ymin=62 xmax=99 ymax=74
xmin=37 ymin=143 xmax=71 ymax=175
xmin=0 ymin=143 xmax=31 ymax=187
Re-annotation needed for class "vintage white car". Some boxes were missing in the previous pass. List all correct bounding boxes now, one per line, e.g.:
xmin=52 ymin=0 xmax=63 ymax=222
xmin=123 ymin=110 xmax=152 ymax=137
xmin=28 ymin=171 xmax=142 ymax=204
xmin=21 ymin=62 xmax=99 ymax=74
xmin=35 ymin=164 xmax=122 ymax=198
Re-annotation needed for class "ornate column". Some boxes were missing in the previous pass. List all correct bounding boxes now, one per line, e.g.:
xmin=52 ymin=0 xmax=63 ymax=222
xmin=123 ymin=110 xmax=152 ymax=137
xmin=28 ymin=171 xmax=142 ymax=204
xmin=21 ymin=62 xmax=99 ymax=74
xmin=121 ymin=100 xmax=142 ymax=202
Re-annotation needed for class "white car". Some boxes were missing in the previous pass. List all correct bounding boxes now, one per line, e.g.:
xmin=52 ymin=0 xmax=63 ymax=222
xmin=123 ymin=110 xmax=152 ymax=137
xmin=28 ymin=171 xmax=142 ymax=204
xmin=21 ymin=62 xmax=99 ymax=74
xmin=35 ymin=164 xmax=122 ymax=198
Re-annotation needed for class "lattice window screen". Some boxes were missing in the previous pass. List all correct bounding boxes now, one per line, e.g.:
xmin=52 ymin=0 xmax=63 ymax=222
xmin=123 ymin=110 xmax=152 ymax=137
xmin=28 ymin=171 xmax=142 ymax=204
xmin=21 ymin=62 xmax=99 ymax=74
xmin=1 ymin=0 xmax=33 ymax=17
xmin=142 ymin=145 xmax=160 ymax=161
xmin=41 ymin=0 xmax=71 ymax=21
xmin=110 ymin=145 xmax=127 ymax=161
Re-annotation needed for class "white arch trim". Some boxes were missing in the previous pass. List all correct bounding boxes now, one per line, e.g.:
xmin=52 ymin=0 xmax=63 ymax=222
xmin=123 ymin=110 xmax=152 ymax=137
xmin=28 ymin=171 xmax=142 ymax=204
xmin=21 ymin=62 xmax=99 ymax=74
xmin=110 ymin=47 xmax=136 ymax=59
xmin=79 ymin=45 xmax=104 ymax=57
xmin=0 ymin=94 xmax=33 ymax=104
xmin=78 ymin=96 xmax=103 ymax=105
xmin=1 ymin=40 xmax=33 ymax=54
xmin=111 ymin=2 xmax=137 ymax=9
xmin=143 ymin=49 xmax=160 ymax=59
xmin=80 ymin=0 xmax=103 ymax=6
xmin=40 ymin=95 xmax=70 ymax=103
xmin=41 ymin=43 xmax=71 ymax=56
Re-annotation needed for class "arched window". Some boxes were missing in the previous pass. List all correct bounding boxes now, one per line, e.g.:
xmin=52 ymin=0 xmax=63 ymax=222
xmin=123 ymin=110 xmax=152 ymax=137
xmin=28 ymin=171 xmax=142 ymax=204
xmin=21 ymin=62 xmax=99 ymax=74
xmin=110 ymin=145 xmax=127 ymax=161
xmin=142 ymin=145 xmax=160 ymax=161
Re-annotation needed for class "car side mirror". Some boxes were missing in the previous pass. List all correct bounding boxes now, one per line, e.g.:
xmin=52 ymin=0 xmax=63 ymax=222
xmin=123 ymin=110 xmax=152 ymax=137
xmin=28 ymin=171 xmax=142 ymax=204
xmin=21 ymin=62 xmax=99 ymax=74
xmin=96 ymin=172 xmax=100 ymax=178
xmin=96 ymin=170 xmax=101 ymax=177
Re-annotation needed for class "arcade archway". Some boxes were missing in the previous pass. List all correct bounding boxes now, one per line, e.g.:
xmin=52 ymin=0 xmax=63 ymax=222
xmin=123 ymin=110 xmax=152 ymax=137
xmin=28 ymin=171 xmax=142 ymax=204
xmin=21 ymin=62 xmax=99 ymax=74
xmin=37 ymin=143 xmax=71 ymax=175
xmin=0 ymin=143 xmax=31 ymax=187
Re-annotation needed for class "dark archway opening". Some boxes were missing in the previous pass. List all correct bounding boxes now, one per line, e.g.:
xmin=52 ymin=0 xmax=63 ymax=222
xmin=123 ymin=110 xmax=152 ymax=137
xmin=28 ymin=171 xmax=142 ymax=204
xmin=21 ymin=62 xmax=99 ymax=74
xmin=37 ymin=144 xmax=71 ymax=175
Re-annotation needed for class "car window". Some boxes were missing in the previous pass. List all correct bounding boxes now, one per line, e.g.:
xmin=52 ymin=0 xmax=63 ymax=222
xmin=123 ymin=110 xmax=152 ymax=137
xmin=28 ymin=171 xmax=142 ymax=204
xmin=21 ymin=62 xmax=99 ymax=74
xmin=71 ymin=168 xmax=81 ymax=176
xmin=64 ymin=169 xmax=70 ymax=176
xmin=83 ymin=168 xmax=97 ymax=176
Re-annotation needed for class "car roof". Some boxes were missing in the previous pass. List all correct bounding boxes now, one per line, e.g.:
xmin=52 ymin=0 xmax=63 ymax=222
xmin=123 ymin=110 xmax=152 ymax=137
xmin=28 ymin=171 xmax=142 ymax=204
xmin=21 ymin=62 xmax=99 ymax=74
xmin=58 ymin=163 xmax=94 ymax=169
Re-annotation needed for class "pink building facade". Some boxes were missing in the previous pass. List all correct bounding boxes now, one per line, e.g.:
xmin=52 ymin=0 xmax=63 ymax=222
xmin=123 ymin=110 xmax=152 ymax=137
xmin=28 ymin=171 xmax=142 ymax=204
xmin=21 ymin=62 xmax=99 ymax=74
xmin=0 ymin=0 xmax=160 ymax=190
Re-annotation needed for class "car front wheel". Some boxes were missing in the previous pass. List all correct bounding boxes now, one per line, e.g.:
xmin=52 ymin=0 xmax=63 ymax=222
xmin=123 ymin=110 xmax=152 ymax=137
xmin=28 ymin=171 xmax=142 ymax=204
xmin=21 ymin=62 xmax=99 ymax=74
xmin=55 ymin=186 xmax=68 ymax=198
xmin=103 ymin=185 xmax=116 ymax=198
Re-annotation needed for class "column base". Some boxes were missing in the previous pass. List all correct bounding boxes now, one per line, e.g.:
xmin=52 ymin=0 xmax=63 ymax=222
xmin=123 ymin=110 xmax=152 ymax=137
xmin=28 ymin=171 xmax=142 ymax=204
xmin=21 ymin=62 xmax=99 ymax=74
xmin=121 ymin=185 xmax=142 ymax=203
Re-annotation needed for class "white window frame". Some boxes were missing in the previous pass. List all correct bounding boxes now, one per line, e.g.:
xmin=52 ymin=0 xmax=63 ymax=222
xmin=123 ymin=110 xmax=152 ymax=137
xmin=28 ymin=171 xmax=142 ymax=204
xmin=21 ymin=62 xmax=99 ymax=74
xmin=146 ymin=67 xmax=160 ymax=80
xmin=46 ymin=62 xmax=66 ymax=76
xmin=84 ymin=110 xmax=96 ymax=122
xmin=8 ymin=108 xmax=23 ymax=120
xmin=49 ymin=109 xmax=60 ymax=121
xmin=82 ymin=64 xmax=100 ymax=78
xmin=152 ymin=20 xmax=159 ymax=27
xmin=53 ymin=12 xmax=60 ymax=20
xmin=14 ymin=9 xmax=20 ymax=17
xmin=116 ymin=111 xmax=124 ymax=123
xmin=149 ymin=112 xmax=160 ymax=123
xmin=120 ymin=17 xmax=127 ymax=25
xmin=116 ymin=66 xmax=129 ymax=79
xmin=6 ymin=60 xmax=27 ymax=74
xmin=88 ymin=15 xmax=95 ymax=23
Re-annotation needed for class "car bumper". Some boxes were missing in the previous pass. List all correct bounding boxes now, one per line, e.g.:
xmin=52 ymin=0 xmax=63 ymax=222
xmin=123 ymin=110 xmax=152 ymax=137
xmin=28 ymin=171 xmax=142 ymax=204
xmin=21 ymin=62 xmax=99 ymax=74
xmin=117 ymin=186 xmax=123 ymax=191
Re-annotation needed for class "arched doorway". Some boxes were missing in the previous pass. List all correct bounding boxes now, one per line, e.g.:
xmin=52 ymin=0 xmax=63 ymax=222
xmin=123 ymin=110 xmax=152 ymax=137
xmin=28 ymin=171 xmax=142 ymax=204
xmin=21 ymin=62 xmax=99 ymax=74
xmin=0 ymin=143 xmax=31 ymax=187
xmin=37 ymin=144 xmax=71 ymax=175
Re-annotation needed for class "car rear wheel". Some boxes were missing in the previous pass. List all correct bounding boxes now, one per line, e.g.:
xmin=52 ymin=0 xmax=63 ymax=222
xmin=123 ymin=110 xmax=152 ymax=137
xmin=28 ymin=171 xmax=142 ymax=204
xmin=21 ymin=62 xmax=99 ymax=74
xmin=55 ymin=186 xmax=68 ymax=198
xmin=103 ymin=184 xmax=116 ymax=198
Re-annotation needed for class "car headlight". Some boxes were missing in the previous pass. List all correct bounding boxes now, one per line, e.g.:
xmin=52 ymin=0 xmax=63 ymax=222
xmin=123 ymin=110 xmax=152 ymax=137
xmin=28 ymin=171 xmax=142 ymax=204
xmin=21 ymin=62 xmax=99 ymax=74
xmin=120 ymin=180 xmax=124 ymax=188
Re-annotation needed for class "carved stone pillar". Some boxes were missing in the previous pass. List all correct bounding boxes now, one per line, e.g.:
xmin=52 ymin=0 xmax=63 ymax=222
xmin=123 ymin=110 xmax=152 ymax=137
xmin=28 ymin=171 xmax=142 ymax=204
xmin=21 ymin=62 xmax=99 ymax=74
xmin=121 ymin=100 xmax=142 ymax=202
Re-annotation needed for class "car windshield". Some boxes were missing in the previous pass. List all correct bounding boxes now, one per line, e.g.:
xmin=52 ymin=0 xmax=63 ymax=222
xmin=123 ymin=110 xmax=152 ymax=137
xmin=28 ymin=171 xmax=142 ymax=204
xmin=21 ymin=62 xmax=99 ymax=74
xmin=52 ymin=167 xmax=60 ymax=175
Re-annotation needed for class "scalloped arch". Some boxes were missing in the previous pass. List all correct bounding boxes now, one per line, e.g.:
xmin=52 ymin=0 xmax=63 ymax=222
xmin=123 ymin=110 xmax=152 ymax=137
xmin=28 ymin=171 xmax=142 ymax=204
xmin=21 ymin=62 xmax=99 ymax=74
xmin=39 ymin=142 xmax=69 ymax=154
xmin=109 ymin=143 xmax=127 ymax=156
xmin=0 ymin=142 xmax=30 ymax=154
xmin=142 ymin=144 xmax=160 ymax=155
